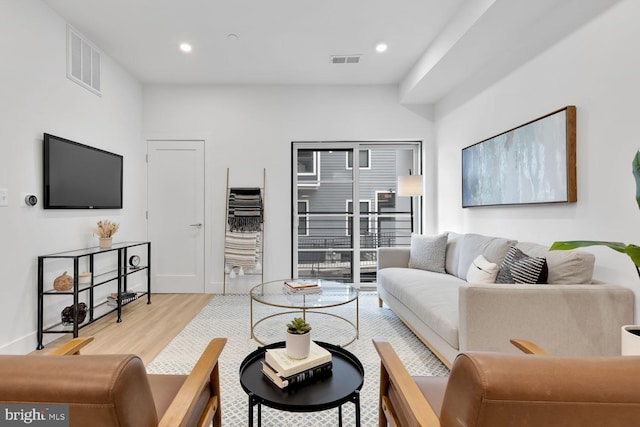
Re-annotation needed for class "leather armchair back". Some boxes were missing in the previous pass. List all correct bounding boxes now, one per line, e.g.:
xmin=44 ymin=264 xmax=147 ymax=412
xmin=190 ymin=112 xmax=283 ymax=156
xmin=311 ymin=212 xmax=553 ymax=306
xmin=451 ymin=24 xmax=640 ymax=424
xmin=441 ymin=352 xmax=640 ymax=427
xmin=0 ymin=354 xmax=158 ymax=427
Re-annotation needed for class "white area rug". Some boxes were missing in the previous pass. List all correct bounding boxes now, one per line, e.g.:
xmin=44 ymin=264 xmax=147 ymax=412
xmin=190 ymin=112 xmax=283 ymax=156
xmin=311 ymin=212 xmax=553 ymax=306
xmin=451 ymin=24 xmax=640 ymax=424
xmin=147 ymin=293 xmax=449 ymax=426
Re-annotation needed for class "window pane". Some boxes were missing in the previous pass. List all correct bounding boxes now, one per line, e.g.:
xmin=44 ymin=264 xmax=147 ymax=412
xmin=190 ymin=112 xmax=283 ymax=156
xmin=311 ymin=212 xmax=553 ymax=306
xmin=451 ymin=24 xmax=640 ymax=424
xmin=359 ymin=150 xmax=369 ymax=168
xmin=360 ymin=201 xmax=370 ymax=235
xmin=347 ymin=150 xmax=370 ymax=168
xmin=297 ymin=150 xmax=315 ymax=174
xmin=298 ymin=201 xmax=308 ymax=236
xmin=347 ymin=201 xmax=353 ymax=236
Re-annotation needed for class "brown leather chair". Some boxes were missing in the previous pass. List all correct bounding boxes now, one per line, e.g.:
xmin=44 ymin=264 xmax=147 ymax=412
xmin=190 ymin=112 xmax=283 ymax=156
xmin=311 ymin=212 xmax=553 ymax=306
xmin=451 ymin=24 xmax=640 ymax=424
xmin=373 ymin=338 xmax=640 ymax=427
xmin=0 ymin=336 xmax=226 ymax=427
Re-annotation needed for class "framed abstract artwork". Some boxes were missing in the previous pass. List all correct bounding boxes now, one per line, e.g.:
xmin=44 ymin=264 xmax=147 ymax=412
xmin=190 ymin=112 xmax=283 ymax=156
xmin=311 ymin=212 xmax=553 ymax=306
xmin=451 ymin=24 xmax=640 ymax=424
xmin=462 ymin=106 xmax=576 ymax=208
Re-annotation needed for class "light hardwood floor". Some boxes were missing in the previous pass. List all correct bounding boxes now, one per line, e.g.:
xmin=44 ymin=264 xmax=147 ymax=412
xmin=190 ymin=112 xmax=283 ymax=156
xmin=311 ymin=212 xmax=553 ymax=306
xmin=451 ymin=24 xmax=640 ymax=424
xmin=35 ymin=293 xmax=213 ymax=365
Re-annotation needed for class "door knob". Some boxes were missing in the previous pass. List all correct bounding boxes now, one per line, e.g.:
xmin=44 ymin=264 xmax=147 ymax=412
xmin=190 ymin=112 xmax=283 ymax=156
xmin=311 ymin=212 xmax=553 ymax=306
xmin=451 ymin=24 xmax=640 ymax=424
xmin=189 ymin=223 xmax=203 ymax=227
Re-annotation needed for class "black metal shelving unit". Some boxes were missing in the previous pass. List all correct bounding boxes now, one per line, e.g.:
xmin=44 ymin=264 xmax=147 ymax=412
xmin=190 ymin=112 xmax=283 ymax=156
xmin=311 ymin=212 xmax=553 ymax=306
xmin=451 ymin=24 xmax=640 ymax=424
xmin=37 ymin=241 xmax=151 ymax=350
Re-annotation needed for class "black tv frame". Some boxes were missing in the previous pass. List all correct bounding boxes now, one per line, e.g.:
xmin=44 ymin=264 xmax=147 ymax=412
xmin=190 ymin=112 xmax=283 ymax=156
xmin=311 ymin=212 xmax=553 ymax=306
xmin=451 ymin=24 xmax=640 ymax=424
xmin=43 ymin=133 xmax=123 ymax=209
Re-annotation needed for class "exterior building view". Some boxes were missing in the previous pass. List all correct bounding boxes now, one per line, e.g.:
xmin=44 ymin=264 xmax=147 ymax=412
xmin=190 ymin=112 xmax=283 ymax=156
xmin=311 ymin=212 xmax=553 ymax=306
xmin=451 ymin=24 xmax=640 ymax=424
xmin=296 ymin=148 xmax=417 ymax=283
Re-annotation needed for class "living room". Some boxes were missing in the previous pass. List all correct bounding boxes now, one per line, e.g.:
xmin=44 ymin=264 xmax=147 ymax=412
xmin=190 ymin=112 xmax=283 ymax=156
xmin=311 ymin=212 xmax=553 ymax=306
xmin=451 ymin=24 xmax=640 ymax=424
xmin=2 ymin=0 xmax=639 ymax=371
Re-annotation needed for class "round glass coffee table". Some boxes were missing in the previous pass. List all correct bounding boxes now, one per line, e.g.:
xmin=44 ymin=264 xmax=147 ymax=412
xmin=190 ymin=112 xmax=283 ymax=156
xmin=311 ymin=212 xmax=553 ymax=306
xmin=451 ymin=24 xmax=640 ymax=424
xmin=250 ymin=279 xmax=359 ymax=347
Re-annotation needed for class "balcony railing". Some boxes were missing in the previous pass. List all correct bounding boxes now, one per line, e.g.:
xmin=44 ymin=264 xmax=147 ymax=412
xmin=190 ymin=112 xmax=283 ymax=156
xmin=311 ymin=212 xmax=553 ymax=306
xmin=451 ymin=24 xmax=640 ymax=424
xmin=297 ymin=227 xmax=412 ymax=283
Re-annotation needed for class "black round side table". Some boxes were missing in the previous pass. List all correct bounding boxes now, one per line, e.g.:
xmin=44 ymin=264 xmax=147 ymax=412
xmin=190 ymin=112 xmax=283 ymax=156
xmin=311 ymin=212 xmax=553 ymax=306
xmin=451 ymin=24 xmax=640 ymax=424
xmin=239 ymin=341 xmax=364 ymax=427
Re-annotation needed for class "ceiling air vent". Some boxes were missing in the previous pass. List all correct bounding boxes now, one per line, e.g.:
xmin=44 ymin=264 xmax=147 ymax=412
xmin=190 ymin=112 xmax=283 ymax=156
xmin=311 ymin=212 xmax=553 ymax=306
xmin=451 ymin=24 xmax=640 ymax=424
xmin=331 ymin=55 xmax=362 ymax=64
xmin=67 ymin=25 xmax=101 ymax=96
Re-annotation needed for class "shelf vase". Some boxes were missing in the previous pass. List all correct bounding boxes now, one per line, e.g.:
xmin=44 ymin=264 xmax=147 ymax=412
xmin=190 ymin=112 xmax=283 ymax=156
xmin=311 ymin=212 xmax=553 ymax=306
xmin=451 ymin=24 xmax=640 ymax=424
xmin=99 ymin=237 xmax=112 ymax=249
xmin=285 ymin=332 xmax=311 ymax=359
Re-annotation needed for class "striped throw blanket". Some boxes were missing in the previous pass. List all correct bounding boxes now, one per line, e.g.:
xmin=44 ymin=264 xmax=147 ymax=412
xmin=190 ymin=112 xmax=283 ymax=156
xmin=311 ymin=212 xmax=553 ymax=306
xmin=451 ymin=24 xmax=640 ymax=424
xmin=225 ymin=232 xmax=260 ymax=268
xmin=228 ymin=187 xmax=263 ymax=232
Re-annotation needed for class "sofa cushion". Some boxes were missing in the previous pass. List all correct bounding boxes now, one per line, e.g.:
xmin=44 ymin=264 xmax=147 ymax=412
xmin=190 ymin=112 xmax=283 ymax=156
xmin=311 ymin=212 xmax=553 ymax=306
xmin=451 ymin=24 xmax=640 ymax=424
xmin=378 ymin=267 xmax=463 ymax=349
xmin=495 ymin=246 xmax=548 ymax=284
xmin=408 ymin=233 xmax=448 ymax=273
xmin=515 ymin=242 xmax=595 ymax=284
xmin=457 ymin=234 xmax=517 ymax=281
xmin=445 ymin=232 xmax=463 ymax=277
xmin=466 ymin=255 xmax=499 ymax=284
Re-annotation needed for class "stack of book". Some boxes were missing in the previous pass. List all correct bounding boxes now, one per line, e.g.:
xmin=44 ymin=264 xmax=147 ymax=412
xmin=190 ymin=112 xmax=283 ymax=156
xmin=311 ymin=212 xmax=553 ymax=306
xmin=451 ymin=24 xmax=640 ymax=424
xmin=106 ymin=292 xmax=138 ymax=307
xmin=283 ymin=280 xmax=322 ymax=295
xmin=261 ymin=341 xmax=333 ymax=389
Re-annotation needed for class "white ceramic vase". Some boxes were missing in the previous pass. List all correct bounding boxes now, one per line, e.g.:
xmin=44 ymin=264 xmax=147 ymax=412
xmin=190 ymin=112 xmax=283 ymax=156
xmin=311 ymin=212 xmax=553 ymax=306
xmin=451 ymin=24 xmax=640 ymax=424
xmin=285 ymin=331 xmax=311 ymax=359
xmin=621 ymin=325 xmax=640 ymax=355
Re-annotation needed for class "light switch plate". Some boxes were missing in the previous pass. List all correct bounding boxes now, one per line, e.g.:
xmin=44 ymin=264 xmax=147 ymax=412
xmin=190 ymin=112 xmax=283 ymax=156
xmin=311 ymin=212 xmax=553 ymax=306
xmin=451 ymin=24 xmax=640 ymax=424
xmin=0 ymin=189 xmax=8 ymax=207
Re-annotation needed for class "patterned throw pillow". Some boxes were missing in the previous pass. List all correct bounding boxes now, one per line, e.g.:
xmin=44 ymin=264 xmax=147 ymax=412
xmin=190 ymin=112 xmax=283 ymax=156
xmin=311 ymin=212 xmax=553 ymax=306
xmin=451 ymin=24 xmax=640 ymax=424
xmin=496 ymin=246 xmax=548 ymax=284
xmin=408 ymin=233 xmax=448 ymax=273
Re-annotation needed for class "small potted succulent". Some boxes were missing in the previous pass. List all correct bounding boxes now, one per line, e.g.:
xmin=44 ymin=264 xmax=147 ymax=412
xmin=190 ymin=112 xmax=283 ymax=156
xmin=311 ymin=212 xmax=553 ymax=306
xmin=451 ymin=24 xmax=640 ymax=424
xmin=285 ymin=317 xmax=311 ymax=359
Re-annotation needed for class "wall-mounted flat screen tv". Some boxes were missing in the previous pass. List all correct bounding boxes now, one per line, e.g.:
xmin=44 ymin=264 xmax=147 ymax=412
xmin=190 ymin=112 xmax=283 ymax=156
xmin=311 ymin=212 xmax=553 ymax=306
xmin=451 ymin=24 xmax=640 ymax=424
xmin=43 ymin=133 xmax=123 ymax=209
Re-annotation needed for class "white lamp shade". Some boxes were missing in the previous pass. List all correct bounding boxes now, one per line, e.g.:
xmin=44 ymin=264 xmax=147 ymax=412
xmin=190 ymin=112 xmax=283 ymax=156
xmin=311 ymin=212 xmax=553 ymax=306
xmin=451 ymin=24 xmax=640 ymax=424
xmin=397 ymin=175 xmax=423 ymax=196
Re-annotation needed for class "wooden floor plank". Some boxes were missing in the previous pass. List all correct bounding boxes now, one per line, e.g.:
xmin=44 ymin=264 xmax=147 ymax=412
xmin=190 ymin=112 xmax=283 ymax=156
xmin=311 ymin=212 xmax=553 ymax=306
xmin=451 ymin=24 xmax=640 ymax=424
xmin=35 ymin=293 xmax=213 ymax=365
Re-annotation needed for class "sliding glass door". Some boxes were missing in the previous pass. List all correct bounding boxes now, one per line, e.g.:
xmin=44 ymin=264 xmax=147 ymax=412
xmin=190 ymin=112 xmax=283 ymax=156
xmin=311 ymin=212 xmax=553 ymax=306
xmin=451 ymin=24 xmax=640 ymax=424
xmin=292 ymin=142 xmax=421 ymax=287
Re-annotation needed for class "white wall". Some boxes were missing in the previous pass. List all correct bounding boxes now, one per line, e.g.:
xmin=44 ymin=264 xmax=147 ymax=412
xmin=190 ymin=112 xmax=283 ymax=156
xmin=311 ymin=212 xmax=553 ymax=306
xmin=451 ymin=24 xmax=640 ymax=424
xmin=6 ymin=0 xmax=633 ymax=353
xmin=143 ymin=85 xmax=435 ymax=292
xmin=435 ymin=0 xmax=640 ymax=317
xmin=0 ymin=0 xmax=145 ymax=353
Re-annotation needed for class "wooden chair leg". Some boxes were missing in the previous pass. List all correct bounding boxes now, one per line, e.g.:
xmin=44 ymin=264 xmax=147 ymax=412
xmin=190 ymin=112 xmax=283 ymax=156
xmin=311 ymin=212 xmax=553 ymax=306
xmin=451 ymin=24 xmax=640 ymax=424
xmin=379 ymin=362 xmax=389 ymax=427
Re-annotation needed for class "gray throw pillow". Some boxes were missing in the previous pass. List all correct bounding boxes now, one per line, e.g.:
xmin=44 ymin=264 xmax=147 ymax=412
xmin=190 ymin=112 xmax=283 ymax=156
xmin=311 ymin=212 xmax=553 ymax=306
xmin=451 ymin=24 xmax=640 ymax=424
xmin=445 ymin=232 xmax=463 ymax=277
xmin=515 ymin=241 xmax=595 ymax=284
xmin=408 ymin=233 xmax=448 ymax=273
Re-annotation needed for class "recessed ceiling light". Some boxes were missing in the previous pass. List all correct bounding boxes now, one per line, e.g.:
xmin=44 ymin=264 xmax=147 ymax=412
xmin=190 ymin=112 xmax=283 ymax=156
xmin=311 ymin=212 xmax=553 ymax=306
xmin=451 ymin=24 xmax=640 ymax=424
xmin=375 ymin=43 xmax=388 ymax=53
xmin=179 ymin=43 xmax=192 ymax=53
xmin=227 ymin=33 xmax=239 ymax=41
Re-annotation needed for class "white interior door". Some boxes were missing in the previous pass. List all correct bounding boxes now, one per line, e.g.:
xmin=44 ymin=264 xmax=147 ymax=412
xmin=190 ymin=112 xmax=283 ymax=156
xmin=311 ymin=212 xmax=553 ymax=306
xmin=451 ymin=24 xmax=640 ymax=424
xmin=147 ymin=140 xmax=205 ymax=293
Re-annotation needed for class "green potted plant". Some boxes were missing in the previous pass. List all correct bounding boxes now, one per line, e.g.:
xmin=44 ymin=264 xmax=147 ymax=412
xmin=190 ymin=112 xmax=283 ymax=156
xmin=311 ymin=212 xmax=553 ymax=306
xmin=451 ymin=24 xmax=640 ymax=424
xmin=285 ymin=317 xmax=311 ymax=359
xmin=550 ymin=150 xmax=640 ymax=275
xmin=550 ymin=150 xmax=640 ymax=354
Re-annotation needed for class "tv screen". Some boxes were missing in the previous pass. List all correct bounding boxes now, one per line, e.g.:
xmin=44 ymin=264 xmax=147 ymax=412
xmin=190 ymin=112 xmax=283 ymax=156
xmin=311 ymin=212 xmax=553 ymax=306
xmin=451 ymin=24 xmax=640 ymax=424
xmin=43 ymin=133 xmax=123 ymax=209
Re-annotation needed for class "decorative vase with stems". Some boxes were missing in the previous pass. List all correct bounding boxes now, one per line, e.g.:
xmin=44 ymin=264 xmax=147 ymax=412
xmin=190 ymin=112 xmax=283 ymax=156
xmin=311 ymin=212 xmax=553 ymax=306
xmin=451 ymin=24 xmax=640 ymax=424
xmin=285 ymin=317 xmax=311 ymax=359
xmin=94 ymin=220 xmax=119 ymax=249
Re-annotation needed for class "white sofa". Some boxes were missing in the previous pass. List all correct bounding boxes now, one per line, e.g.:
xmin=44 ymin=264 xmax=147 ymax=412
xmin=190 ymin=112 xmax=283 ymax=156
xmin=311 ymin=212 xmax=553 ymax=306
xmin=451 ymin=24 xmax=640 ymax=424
xmin=377 ymin=232 xmax=635 ymax=367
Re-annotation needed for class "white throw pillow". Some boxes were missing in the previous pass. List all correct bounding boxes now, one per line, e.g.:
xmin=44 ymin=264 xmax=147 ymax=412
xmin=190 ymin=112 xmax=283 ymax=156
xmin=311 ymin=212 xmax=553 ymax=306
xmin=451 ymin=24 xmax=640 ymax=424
xmin=408 ymin=233 xmax=448 ymax=273
xmin=457 ymin=233 xmax=516 ymax=281
xmin=466 ymin=254 xmax=499 ymax=284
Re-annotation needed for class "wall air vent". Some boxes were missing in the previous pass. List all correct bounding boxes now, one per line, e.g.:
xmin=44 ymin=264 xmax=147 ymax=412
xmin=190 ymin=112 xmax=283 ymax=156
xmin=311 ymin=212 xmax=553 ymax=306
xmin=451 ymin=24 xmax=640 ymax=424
xmin=331 ymin=55 xmax=362 ymax=64
xmin=67 ymin=25 xmax=102 ymax=96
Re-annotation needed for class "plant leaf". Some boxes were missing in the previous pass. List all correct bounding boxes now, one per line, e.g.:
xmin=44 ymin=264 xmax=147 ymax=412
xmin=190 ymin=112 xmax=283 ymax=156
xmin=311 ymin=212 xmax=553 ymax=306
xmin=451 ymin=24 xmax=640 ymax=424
xmin=625 ymin=244 xmax=640 ymax=267
xmin=549 ymin=240 xmax=628 ymax=254
xmin=633 ymin=150 xmax=640 ymax=209
xmin=550 ymin=240 xmax=640 ymax=268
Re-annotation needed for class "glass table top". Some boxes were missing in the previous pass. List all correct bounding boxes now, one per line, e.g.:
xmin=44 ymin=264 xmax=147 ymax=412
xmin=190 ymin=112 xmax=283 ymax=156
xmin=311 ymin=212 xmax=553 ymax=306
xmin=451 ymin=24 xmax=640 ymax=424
xmin=250 ymin=279 xmax=358 ymax=309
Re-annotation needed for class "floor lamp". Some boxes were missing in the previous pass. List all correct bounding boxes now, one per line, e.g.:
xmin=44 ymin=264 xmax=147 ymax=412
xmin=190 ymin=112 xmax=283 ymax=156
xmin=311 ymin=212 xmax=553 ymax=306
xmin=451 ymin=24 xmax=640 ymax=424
xmin=397 ymin=173 xmax=423 ymax=234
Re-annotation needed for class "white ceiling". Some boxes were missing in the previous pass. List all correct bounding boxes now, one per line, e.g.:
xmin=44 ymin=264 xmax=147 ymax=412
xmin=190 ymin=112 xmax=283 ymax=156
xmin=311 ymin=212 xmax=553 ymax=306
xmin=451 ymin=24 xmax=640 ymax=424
xmin=42 ymin=0 xmax=621 ymax=104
